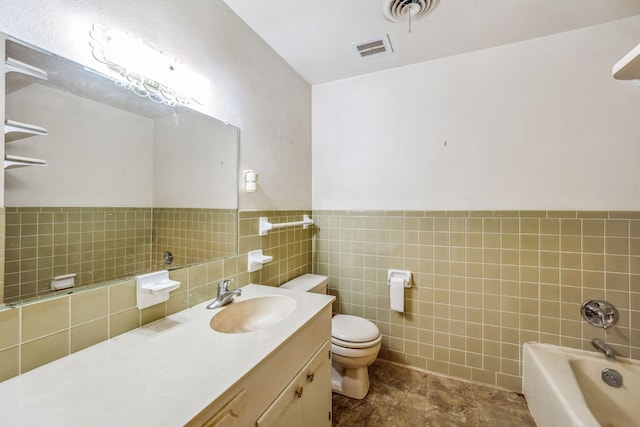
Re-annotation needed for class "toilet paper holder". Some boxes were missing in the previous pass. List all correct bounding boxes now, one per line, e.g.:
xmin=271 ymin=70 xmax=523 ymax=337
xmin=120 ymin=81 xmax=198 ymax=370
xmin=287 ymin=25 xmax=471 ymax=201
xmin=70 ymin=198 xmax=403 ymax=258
xmin=387 ymin=269 xmax=412 ymax=288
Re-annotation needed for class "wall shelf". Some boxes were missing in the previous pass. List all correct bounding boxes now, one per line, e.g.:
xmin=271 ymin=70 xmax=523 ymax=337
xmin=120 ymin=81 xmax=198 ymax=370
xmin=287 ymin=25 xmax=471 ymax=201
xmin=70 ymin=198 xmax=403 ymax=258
xmin=4 ymin=55 xmax=49 ymax=168
xmin=4 ymin=154 xmax=47 ymax=169
xmin=4 ymin=119 xmax=48 ymax=142
xmin=5 ymin=57 xmax=48 ymax=80
xmin=613 ymin=42 xmax=640 ymax=80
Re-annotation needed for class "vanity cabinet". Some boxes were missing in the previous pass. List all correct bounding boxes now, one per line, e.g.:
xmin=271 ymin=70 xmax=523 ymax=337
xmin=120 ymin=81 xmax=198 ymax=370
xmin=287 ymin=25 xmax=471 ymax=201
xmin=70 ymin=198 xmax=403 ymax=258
xmin=0 ymin=284 xmax=335 ymax=426
xmin=256 ymin=339 xmax=332 ymax=427
xmin=187 ymin=301 xmax=333 ymax=427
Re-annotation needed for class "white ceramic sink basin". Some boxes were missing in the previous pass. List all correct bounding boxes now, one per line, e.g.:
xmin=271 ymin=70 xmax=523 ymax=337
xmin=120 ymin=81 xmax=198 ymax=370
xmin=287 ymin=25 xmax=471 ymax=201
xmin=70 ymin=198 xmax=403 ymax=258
xmin=210 ymin=295 xmax=297 ymax=333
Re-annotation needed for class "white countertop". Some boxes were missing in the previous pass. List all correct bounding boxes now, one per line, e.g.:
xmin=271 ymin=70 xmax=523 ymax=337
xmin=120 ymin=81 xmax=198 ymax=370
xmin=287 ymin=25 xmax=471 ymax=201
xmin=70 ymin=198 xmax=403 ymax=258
xmin=0 ymin=284 xmax=335 ymax=426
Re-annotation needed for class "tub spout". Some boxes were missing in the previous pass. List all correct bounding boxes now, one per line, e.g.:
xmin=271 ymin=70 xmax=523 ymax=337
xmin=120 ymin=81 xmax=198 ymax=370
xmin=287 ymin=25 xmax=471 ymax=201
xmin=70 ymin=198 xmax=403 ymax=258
xmin=592 ymin=338 xmax=615 ymax=360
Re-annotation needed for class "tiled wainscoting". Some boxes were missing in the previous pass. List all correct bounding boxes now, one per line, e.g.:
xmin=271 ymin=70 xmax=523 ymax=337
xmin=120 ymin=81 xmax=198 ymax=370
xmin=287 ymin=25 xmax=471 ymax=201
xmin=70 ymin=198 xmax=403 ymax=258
xmin=152 ymin=208 xmax=237 ymax=267
xmin=4 ymin=207 xmax=237 ymax=303
xmin=0 ymin=210 xmax=313 ymax=382
xmin=314 ymin=210 xmax=640 ymax=391
xmin=4 ymin=208 xmax=637 ymax=393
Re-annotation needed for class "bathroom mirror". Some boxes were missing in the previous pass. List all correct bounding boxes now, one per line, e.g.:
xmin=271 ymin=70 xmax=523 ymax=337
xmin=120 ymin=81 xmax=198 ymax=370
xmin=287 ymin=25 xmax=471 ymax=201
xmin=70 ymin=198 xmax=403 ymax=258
xmin=2 ymin=36 xmax=239 ymax=305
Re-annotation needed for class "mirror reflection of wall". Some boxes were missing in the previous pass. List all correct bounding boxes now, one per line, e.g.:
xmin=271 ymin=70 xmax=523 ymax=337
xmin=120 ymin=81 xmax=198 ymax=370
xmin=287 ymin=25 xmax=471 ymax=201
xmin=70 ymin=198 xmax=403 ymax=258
xmin=3 ymin=38 xmax=239 ymax=305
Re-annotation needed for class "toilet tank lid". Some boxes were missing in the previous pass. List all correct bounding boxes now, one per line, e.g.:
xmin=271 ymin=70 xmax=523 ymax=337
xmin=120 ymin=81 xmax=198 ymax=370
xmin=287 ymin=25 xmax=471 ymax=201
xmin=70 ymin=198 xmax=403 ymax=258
xmin=332 ymin=314 xmax=380 ymax=343
xmin=280 ymin=273 xmax=328 ymax=293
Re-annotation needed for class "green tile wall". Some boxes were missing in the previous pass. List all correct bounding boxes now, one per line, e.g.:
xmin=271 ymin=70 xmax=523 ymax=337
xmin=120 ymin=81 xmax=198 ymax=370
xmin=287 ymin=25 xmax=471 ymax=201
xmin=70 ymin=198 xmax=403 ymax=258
xmin=4 ymin=207 xmax=237 ymax=303
xmin=0 ymin=209 xmax=311 ymax=383
xmin=313 ymin=210 xmax=640 ymax=391
xmin=4 ymin=207 xmax=152 ymax=303
xmin=151 ymin=208 xmax=237 ymax=268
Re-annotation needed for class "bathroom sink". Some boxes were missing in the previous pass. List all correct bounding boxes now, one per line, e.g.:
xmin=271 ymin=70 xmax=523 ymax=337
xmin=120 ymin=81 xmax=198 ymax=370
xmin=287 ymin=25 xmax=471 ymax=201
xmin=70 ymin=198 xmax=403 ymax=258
xmin=209 ymin=295 xmax=297 ymax=333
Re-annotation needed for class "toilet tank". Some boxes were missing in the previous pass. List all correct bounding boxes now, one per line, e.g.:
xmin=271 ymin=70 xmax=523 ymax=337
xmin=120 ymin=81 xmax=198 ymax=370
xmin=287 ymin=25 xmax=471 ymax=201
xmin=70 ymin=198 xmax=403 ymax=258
xmin=280 ymin=274 xmax=328 ymax=294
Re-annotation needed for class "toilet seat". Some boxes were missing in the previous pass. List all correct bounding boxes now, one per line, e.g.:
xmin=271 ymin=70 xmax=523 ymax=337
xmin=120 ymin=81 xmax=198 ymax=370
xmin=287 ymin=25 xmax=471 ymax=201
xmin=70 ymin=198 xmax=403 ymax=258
xmin=332 ymin=334 xmax=382 ymax=349
xmin=331 ymin=314 xmax=381 ymax=349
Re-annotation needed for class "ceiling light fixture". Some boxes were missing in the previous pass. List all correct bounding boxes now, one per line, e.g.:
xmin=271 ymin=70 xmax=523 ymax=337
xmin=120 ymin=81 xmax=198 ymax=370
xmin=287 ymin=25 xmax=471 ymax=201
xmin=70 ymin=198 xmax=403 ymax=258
xmin=382 ymin=0 xmax=439 ymax=33
xmin=89 ymin=24 xmax=209 ymax=106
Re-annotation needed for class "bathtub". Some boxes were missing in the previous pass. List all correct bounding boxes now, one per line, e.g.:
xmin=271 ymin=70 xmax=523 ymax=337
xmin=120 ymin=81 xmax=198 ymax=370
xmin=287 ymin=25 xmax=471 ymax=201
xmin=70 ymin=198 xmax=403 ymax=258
xmin=523 ymin=342 xmax=640 ymax=427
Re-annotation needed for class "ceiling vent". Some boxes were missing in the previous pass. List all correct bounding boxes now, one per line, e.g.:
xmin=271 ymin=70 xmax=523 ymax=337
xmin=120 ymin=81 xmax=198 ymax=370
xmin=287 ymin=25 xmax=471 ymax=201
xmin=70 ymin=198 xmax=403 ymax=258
xmin=382 ymin=0 xmax=439 ymax=23
xmin=351 ymin=35 xmax=393 ymax=60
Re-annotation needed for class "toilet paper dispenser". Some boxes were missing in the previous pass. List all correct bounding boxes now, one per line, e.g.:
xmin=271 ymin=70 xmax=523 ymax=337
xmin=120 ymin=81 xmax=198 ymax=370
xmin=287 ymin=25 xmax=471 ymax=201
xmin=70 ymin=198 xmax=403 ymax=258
xmin=387 ymin=269 xmax=412 ymax=288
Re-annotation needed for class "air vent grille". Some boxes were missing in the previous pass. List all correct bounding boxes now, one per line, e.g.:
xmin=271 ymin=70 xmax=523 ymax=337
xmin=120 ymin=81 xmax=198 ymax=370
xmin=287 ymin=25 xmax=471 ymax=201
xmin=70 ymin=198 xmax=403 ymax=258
xmin=382 ymin=0 xmax=439 ymax=23
xmin=351 ymin=35 xmax=393 ymax=60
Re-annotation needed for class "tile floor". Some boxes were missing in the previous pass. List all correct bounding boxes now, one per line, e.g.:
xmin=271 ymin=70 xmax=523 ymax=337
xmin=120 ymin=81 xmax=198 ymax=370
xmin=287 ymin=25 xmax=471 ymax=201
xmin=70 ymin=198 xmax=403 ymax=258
xmin=332 ymin=360 xmax=537 ymax=427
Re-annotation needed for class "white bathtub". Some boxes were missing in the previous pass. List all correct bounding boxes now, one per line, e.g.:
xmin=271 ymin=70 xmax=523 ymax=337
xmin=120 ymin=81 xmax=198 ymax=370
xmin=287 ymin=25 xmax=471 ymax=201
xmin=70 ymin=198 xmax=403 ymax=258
xmin=523 ymin=342 xmax=640 ymax=427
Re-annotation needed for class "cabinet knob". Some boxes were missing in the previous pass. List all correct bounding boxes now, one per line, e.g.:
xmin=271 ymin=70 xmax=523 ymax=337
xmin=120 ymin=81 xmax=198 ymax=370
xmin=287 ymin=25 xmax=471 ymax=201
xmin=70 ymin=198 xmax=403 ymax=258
xmin=295 ymin=386 xmax=304 ymax=399
xmin=307 ymin=372 xmax=315 ymax=383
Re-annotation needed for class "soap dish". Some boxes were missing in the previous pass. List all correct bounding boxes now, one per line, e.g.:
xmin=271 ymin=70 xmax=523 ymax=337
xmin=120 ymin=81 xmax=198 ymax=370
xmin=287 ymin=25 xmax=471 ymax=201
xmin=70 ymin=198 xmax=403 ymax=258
xmin=247 ymin=249 xmax=273 ymax=273
xmin=136 ymin=270 xmax=181 ymax=309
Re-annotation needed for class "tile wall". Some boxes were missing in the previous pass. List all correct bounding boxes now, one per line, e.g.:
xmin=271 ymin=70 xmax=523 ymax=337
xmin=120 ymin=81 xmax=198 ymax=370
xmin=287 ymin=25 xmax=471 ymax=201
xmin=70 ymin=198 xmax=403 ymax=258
xmin=9 ymin=208 xmax=635 ymax=393
xmin=0 ymin=209 xmax=4 ymax=304
xmin=4 ymin=207 xmax=237 ymax=303
xmin=0 ymin=210 xmax=313 ymax=383
xmin=5 ymin=207 xmax=152 ymax=303
xmin=151 ymin=208 xmax=237 ymax=268
xmin=314 ymin=210 xmax=640 ymax=392
xmin=240 ymin=210 xmax=314 ymax=286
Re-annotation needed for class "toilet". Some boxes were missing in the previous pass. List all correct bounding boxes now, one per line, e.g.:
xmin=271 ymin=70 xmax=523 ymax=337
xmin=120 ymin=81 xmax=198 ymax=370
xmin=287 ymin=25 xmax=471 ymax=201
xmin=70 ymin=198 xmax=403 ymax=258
xmin=281 ymin=274 xmax=382 ymax=399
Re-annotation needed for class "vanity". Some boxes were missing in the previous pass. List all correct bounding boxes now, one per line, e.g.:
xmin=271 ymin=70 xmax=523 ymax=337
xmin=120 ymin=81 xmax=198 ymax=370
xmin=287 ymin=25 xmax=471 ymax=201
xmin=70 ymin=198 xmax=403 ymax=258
xmin=0 ymin=285 xmax=335 ymax=426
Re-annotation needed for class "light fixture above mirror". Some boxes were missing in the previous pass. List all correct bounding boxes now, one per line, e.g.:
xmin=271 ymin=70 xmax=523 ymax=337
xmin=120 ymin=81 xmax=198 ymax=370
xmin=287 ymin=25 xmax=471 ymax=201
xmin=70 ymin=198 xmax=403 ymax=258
xmin=88 ymin=24 xmax=209 ymax=106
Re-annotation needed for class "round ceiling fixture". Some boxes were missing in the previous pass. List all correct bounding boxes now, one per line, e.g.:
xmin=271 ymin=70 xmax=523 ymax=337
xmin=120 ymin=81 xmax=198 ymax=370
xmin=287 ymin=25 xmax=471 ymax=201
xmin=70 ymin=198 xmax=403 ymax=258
xmin=382 ymin=0 xmax=439 ymax=23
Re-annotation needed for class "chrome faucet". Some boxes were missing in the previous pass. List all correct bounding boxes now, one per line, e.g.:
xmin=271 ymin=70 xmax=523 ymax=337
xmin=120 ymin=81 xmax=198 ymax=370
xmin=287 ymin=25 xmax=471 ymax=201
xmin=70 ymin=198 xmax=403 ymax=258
xmin=592 ymin=338 xmax=616 ymax=360
xmin=206 ymin=279 xmax=241 ymax=309
xmin=581 ymin=300 xmax=618 ymax=329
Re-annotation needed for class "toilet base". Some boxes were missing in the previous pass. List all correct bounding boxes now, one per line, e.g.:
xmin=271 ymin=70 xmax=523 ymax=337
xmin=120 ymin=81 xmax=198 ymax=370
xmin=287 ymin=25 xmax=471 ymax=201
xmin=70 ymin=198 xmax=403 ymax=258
xmin=331 ymin=364 xmax=370 ymax=399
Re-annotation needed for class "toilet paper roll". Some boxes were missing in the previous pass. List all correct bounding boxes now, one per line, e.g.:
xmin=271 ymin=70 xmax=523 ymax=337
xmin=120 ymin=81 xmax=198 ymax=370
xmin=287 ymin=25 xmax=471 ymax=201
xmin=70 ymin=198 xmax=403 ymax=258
xmin=389 ymin=277 xmax=405 ymax=312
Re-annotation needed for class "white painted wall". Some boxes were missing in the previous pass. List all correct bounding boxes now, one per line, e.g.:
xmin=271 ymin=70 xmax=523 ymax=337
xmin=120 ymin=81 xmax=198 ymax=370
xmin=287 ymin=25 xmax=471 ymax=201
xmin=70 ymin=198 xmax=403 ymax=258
xmin=312 ymin=17 xmax=640 ymax=210
xmin=153 ymin=111 xmax=238 ymax=209
xmin=5 ymin=84 xmax=239 ymax=208
xmin=0 ymin=0 xmax=311 ymax=210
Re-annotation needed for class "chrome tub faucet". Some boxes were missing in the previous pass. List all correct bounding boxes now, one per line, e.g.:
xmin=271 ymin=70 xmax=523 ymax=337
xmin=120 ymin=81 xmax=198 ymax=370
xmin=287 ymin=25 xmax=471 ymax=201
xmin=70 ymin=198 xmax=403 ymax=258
xmin=592 ymin=338 xmax=616 ymax=360
xmin=206 ymin=279 xmax=241 ymax=309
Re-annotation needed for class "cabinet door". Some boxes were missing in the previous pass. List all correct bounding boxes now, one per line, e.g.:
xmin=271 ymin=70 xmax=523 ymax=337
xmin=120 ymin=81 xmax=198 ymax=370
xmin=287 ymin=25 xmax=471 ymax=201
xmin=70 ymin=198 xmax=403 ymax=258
xmin=256 ymin=375 xmax=303 ymax=427
xmin=200 ymin=389 xmax=246 ymax=427
xmin=256 ymin=339 xmax=332 ymax=427
xmin=303 ymin=340 xmax=332 ymax=427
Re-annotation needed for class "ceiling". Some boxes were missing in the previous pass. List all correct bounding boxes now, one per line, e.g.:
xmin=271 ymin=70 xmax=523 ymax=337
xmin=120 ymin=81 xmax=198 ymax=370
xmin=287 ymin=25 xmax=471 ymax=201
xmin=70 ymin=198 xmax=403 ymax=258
xmin=222 ymin=0 xmax=640 ymax=85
